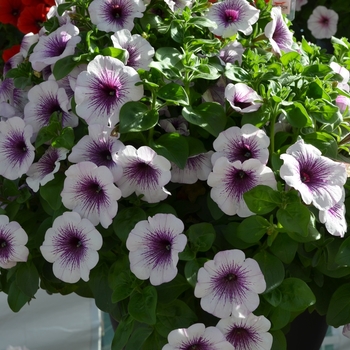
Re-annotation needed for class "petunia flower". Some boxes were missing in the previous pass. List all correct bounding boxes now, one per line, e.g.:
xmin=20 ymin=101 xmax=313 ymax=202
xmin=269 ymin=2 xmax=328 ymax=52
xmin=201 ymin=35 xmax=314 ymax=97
xmin=162 ymin=323 xmax=235 ymax=350
xmin=212 ymin=124 xmax=270 ymax=165
xmin=336 ymin=95 xmax=350 ymax=113
xmin=126 ymin=213 xmax=187 ymax=286
xmin=115 ymin=145 xmax=171 ymax=203
xmin=88 ymin=0 xmax=146 ymax=33
xmin=74 ymin=55 xmax=144 ymax=126
xmin=194 ymin=249 xmax=266 ymax=318
xmin=208 ymin=158 xmax=277 ymax=217
xmin=319 ymin=190 xmax=347 ymax=238
xmin=219 ymin=41 xmax=245 ymax=66
xmin=17 ymin=3 xmax=50 ymax=34
xmin=171 ymin=151 xmax=213 ymax=184
xmin=2 ymin=45 xmax=21 ymax=63
xmin=158 ymin=115 xmax=190 ymax=136
xmin=225 ymin=83 xmax=262 ymax=113
xmin=307 ymin=6 xmax=338 ymax=40
xmin=203 ymin=76 xmax=228 ymax=106
xmin=0 ymin=0 xmax=24 ymax=26
xmin=330 ymin=62 xmax=350 ymax=92
xmin=20 ymin=32 xmax=39 ymax=58
xmin=280 ymin=138 xmax=347 ymax=210
xmin=68 ymin=124 xmax=124 ymax=183
xmin=29 ymin=23 xmax=81 ymax=72
xmin=164 ymin=0 xmax=194 ymax=13
xmin=24 ymin=80 xmax=78 ymax=139
xmin=26 ymin=147 xmax=69 ymax=192
xmin=0 ymin=117 xmax=35 ymax=180
xmin=111 ymin=29 xmax=155 ymax=71
xmin=0 ymin=215 xmax=29 ymax=269
xmin=61 ymin=161 xmax=122 ymax=228
xmin=217 ymin=313 xmax=273 ymax=350
xmin=205 ymin=0 xmax=260 ymax=38
xmin=264 ymin=7 xmax=293 ymax=56
xmin=295 ymin=0 xmax=307 ymax=12
xmin=40 ymin=211 xmax=103 ymax=283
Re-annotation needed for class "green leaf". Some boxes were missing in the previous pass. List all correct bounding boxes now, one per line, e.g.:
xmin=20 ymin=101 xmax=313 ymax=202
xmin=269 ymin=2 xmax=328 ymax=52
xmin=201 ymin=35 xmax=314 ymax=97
xmin=155 ymin=274 xmax=190 ymax=303
xmin=280 ymin=52 xmax=301 ymax=66
xmin=182 ymin=102 xmax=226 ymax=137
xmin=53 ymin=55 xmax=78 ymax=81
xmin=309 ymin=99 xmax=342 ymax=125
xmin=155 ymin=300 xmax=197 ymax=338
xmin=278 ymin=278 xmax=316 ymax=312
xmin=303 ymin=132 xmax=338 ymax=158
xmin=184 ymin=258 xmax=207 ymax=287
xmin=277 ymin=203 xmax=310 ymax=237
xmin=335 ymin=237 xmax=350 ymax=266
xmin=327 ymin=283 xmax=350 ymax=327
xmin=128 ymin=286 xmax=158 ymax=325
xmin=8 ymin=282 xmax=31 ymax=312
xmin=158 ymin=83 xmax=189 ymax=105
xmin=125 ymin=324 xmax=154 ymax=350
xmin=301 ymin=37 xmax=314 ymax=55
xmin=192 ymin=64 xmax=220 ymax=80
xmin=224 ymin=63 xmax=251 ymax=82
xmin=119 ymin=102 xmax=158 ymax=133
xmin=16 ymin=262 xmax=39 ymax=298
xmin=271 ymin=330 xmax=287 ymax=350
xmin=111 ymin=317 xmax=134 ymax=350
xmin=155 ymin=47 xmax=182 ymax=68
xmin=113 ymin=207 xmax=147 ymax=242
xmin=269 ymin=306 xmax=291 ymax=330
xmin=244 ymin=185 xmax=281 ymax=215
xmin=52 ymin=127 xmax=74 ymax=150
xmin=151 ymin=133 xmax=189 ymax=169
xmin=187 ymin=16 xmax=217 ymax=28
xmin=57 ymin=2 xmax=73 ymax=16
xmin=302 ymin=64 xmax=333 ymax=77
xmin=237 ymin=216 xmax=270 ymax=243
xmin=187 ymin=223 xmax=216 ymax=252
xmin=100 ymin=47 xmax=127 ymax=62
xmin=254 ymin=251 xmax=285 ymax=293
xmin=111 ymin=271 xmax=138 ymax=303
xmin=39 ymin=173 xmax=65 ymax=210
xmin=2 ymin=179 xmax=20 ymax=197
xmin=283 ymin=102 xmax=313 ymax=128
xmin=269 ymin=233 xmax=298 ymax=264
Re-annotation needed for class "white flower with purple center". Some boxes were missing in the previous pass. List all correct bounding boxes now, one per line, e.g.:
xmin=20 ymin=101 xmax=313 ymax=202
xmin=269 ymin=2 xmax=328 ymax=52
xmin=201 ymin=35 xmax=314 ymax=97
xmin=217 ymin=313 xmax=273 ymax=350
xmin=194 ymin=249 xmax=266 ymax=319
xmin=61 ymin=161 xmax=121 ymax=228
xmin=330 ymin=62 xmax=350 ymax=92
xmin=264 ymin=7 xmax=293 ymax=56
xmin=280 ymin=138 xmax=347 ymax=210
xmin=171 ymin=152 xmax=213 ymax=184
xmin=68 ymin=124 xmax=124 ymax=183
xmin=203 ymin=76 xmax=227 ymax=106
xmin=115 ymin=145 xmax=171 ymax=203
xmin=126 ymin=213 xmax=187 ymax=286
xmin=219 ymin=41 xmax=245 ymax=66
xmin=88 ymin=0 xmax=146 ymax=33
xmin=74 ymin=55 xmax=144 ymax=126
xmin=0 ymin=215 xmax=29 ymax=269
xmin=319 ymin=190 xmax=347 ymax=238
xmin=208 ymin=158 xmax=276 ymax=217
xmin=111 ymin=29 xmax=155 ymax=71
xmin=26 ymin=147 xmax=69 ymax=192
xmin=336 ymin=95 xmax=350 ymax=113
xmin=0 ymin=117 xmax=35 ymax=180
xmin=40 ymin=211 xmax=103 ymax=283
xmin=225 ymin=83 xmax=262 ymax=113
xmin=307 ymin=6 xmax=338 ymax=40
xmin=24 ymin=80 xmax=78 ymax=139
xmin=162 ymin=323 xmax=235 ymax=350
xmin=212 ymin=124 xmax=270 ymax=166
xmin=0 ymin=78 xmax=14 ymax=104
xmin=20 ymin=32 xmax=39 ymax=58
xmin=29 ymin=23 xmax=81 ymax=72
xmin=205 ymin=0 xmax=260 ymax=38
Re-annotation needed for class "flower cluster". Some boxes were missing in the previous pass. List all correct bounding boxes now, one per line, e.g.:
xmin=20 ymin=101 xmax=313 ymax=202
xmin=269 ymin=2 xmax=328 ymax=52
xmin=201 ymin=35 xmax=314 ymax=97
xmin=1 ymin=0 xmax=350 ymax=348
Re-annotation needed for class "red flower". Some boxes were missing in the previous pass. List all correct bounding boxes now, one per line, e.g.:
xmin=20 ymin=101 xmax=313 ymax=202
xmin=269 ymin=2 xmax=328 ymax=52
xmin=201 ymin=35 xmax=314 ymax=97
xmin=0 ymin=0 xmax=24 ymax=26
xmin=21 ymin=0 xmax=55 ymax=6
xmin=17 ymin=3 xmax=49 ymax=34
xmin=2 ymin=44 xmax=20 ymax=62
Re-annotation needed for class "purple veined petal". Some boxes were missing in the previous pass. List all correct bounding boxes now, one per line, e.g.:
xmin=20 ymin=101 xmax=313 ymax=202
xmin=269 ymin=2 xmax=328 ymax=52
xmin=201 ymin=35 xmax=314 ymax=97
xmin=225 ymin=83 xmax=262 ymax=113
xmin=0 ymin=215 xmax=29 ymax=269
xmin=126 ymin=213 xmax=187 ymax=286
xmin=0 ymin=117 xmax=35 ymax=180
xmin=75 ymin=55 xmax=144 ymax=126
xmin=26 ymin=147 xmax=69 ymax=192
xmin=219 ymin=41 xmax=244 ymax=66
xmin=29 ymin=23 xmax=81 ymax=72
xmin=61 ymin=161 xmax=121 ymax=228
xmin=115 ymin=145 xmax=171 ymax=203
xmin=307 ymin=6 xmax=338 ymax=40
xmin=40 ymin=211 xmax=103 ymax=283
xmin=208 ymin=157 xmax=277 ymax=217
xmin=68 ymin=124 xmax=124 ymax=182
xmin=194 ymin=249 xmax=266 ymax=319
xmin=280 ymin=138 xmax=347 ymax=210
xmin=88 ymin=0 xmax=146 ymax=33
xmin=212 ymin=124 xmax=270 ymax=165
xmin=217 ymin=313 xmax=273 ymax=350
xmin=205 ymin=0 xmax=260 ymax=38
